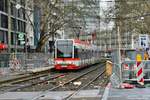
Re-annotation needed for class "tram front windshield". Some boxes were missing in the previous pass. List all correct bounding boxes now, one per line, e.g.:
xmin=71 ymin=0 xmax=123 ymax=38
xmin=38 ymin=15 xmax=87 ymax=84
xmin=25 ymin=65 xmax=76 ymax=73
xmin=56 ymin=40 xmax=73 ymax=58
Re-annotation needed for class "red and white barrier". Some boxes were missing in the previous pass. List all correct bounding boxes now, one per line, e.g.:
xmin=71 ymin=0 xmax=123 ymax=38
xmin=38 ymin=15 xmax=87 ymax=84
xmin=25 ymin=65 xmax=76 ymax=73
xmin=136 ymin=54 xmax=144 ymax=85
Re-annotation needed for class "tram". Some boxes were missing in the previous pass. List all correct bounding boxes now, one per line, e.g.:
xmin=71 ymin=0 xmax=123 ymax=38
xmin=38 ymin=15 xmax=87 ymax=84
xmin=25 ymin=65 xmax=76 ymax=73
xmin=54 ymin=39 xmax=101 ymax=70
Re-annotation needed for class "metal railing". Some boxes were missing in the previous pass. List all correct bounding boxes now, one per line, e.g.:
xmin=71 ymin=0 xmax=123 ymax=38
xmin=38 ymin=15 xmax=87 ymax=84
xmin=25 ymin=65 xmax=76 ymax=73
xmin=110 ymin=63 xmax=122 ymax=88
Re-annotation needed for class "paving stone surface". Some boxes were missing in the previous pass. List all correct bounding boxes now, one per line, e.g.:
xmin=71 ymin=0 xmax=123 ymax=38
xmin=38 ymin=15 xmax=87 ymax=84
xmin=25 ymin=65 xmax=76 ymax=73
xmin=107 ymin=87 xmax=150 ymax=100
xmin=0 ymin=89 xmax=101 ymax=100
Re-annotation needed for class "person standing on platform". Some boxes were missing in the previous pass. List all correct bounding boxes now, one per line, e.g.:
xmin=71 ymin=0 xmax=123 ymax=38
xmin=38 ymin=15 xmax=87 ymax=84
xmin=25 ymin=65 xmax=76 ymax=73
xmin=148 ymin=49 xmax=150 ymax=60
xmin=146 ymin=48 xmax=150 ymax=60
xmin=144 ymin=50 xmax=149 ymax=60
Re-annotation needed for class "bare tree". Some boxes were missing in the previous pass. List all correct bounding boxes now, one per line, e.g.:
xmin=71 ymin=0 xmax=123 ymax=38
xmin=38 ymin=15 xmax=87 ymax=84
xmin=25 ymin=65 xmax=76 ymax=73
xmin=105 ymin=0 xmax=150 ymax=34
xmin=25 ymin=0 xmax=99 ymax=52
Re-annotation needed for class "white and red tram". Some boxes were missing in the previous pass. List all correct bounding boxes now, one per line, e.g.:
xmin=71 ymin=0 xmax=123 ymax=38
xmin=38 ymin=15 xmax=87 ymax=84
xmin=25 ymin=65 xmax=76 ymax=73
xmin=54 ymin=39 xmax=101 ymax=70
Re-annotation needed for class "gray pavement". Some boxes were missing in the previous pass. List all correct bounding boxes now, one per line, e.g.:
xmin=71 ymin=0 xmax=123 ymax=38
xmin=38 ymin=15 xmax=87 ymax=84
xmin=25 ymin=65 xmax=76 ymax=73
xmin=104 ymin=83 xmax=150 ymax=100
xmin=1 ymin=83 xmax=150 ymax=100
xmin=0 ymin=90 xmax=101 ymax=100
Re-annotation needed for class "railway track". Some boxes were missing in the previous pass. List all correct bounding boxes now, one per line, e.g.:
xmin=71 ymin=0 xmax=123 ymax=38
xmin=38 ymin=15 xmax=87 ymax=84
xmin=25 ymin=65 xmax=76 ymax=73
xmin=29 ymin=63 xmax=107 ymax=100
xmin=0 ymin=67 xmax=56 ymax=86
xmin=0 ymin=69 xmax=67 ymax=92
xmin=1 ymin=73 xmax=67 ymax=92
xmin=0 ymin=73 xmax=32 ymax=85
xmin=0 ymin=61 xmax=109 ymax=100
xmin=63 ymin=68 xmax=106 ymax=100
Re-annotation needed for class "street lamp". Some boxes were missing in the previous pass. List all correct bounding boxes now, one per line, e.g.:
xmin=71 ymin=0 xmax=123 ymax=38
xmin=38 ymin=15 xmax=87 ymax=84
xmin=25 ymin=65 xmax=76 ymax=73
xmin=16 ymin=4 xmax=21 ymax=10
xmin=137 ymin=17 xmax=144 ymax=34
xmin=141 ymin=16 xmax=144 ymax=20
xmin=141 ymin=17 xmax=144 ymax=34
xmin=15 ymin=3 xmax=21 ymax=53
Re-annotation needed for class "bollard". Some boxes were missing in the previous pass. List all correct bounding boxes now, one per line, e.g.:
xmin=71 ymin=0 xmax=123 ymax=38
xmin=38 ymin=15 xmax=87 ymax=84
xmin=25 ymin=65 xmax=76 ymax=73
xmin=136 ymin=54 xmax=144 ymax=85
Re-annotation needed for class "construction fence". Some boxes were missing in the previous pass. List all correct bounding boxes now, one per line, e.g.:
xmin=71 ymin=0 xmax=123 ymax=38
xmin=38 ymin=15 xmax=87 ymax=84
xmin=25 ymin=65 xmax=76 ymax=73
xmin=111 ymin=49 xmax=150 ymax=87
xmin=122 ymin=60 xmax=150 ymax=82
xmin=0 ymin=53 xmax=53 ymax=75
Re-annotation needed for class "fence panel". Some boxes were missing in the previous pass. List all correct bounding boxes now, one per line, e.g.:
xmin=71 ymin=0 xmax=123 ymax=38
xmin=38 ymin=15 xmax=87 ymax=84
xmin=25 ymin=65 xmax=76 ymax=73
xmin=0 ymin=53 xmax=53 ymax=75
xmin=121 ymin=60 xmax=150 ymax=82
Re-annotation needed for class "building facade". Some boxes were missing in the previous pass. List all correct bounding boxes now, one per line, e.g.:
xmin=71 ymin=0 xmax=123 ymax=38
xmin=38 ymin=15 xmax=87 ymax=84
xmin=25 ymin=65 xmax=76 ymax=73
xmin=0 ymin=0 xmax=34 ymax=52
xmin=59 ymin=0 xmax=100 ymax=42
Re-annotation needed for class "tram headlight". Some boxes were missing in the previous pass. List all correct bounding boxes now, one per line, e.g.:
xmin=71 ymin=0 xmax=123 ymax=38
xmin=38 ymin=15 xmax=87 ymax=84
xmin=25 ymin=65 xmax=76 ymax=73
xmin=73 ymin=61 xmax=79 ymax=66
xmin=67 ymin=61 xmax=72 ymax=64
xmin=55 ymin=61 xmax=63 ymax=64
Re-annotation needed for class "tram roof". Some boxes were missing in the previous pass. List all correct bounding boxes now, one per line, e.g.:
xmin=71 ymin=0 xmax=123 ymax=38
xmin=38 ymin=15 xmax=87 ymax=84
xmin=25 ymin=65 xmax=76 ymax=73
xmin=55 ymin=39 xmax=100 ymax=51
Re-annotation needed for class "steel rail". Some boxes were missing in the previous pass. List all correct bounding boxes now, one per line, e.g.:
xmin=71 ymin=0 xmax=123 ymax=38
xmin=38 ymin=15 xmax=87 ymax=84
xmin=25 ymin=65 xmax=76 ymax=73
xmin=63 ymin=68 xmax=106 ymax=100
xmin=0 ymin=74 xmax=31 ymax=85
xmin=0 ymin=68 xmax=55 ymax=89
xmin=0 ymin=73 xmax=48 ymax=89
xmin=3 ymin=74 xmax=67 ymax=92
xmin=30 ymin=63 xmax=105 ymax=100
xmin=0 ymin=69 xmax=52 ymax=85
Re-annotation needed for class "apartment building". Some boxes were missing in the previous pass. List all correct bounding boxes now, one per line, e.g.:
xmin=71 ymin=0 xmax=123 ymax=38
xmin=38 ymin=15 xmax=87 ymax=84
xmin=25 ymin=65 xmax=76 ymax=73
xmin=0 ymin=0 xmax=34 ymax=52
xmin=61 ymin=0 xmax=100 ymax=43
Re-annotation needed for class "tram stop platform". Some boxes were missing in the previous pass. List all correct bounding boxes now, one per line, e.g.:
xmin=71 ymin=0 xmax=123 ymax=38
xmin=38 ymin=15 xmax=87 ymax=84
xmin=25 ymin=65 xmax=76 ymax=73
xmin=0 ymin=84 xmax=150 ymax=100
xmin=103 ymin=83 xmax=150 ymax=100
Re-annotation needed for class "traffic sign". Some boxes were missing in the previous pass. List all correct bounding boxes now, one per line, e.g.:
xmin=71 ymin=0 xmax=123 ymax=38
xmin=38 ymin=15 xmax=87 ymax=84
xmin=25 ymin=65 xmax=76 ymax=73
xmin=18 ymin=32 xmax=25 ymax=41
xmin=18 ymin=32 xmax=25 ymax=45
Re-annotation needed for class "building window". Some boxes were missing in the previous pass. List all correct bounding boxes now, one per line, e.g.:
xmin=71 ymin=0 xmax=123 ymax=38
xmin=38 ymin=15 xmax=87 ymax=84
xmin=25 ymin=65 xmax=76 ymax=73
xmin=11 ymin=32 xmax=19 ymax=45
xmin=11 ymin=18 xmax=15 ymax=31
xmin=22 ymin=8 xmax=25 ymax=19
xmin=18 ymin=8 xmax=22 ymax=19
xmin=0 ymin=30 xmax=8 ymax=44
xmin=1 ymin=14 xmax=8 ymax=28
xmin=17 ymin=8 xmax=25 ymax=20
xmin=4 ymin=31 xmax=8 ymax=44
xmin=22 ymin=22 xmax=26 ymax=32
xmin=11 ymin=32 xmax=16 ymax=45
xmin=0 ymin=0 xmax=8 ymax=12
xmin=11 ymin=2 xmax=25 ymax=20
xmin=0 ymin=30 xmax=4 ymax=42
xmin=0 ymin=0 xmax=4 ymax=12
xmin=17 ymin=20 xmax=26 ymax=33
xmin=12 ymin=0 xmax=16 ymax=2
xmin=11 ymin=3 xmax=15 ymax=16
xmin=17 ymin=8 xmax=21 ymax=18
xmin=18 ymin=20 xmax=21 ymax=32
xmin=21 ymin=0 xmax=25 ymax=7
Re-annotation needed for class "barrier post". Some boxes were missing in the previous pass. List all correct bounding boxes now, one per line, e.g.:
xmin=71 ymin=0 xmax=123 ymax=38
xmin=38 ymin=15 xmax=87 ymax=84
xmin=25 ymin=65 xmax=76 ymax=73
xmin=106 ymin=61 xmax=112 ymax=76
xmin=136 ymin=54 xmax=144 ymax=85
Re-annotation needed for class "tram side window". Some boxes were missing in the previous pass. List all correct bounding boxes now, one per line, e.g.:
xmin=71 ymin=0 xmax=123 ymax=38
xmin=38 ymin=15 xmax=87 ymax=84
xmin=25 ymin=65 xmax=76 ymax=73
xmin=87 ymin=50 xmax=90 ymax=59
xmin=86 ymin=50 xmax=88 ymax=58
xmin=78 ymin=48 xmax=83 ymax=59
xmin=80 ymin=49 xmax=84 ymax=59
xmin=83 ymin=49 xmax=86 ymax=59
xmin=74 ymin=46 xmax=78 ymax=58
xmin=93 ymin=51 xmax=95 ymax=57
